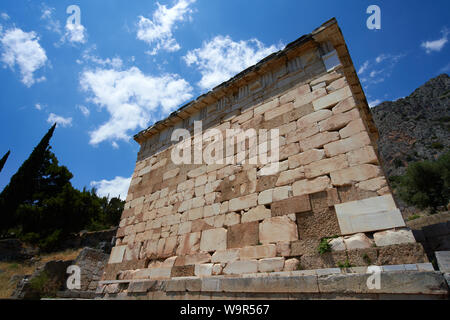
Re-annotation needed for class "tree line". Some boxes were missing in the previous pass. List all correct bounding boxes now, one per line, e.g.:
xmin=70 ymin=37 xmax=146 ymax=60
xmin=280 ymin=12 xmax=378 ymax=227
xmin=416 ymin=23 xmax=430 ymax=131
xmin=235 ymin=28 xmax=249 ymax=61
xmin=0 ymin=124 xmax=124 ymax=252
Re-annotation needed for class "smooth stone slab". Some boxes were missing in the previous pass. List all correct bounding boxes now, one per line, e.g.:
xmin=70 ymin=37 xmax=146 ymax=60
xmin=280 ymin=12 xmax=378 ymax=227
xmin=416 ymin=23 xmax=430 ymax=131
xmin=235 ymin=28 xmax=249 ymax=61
xmin=108 ymin=245 xmax=126 ymax=264
xmin=334 ymin=195 xmax=405 ymax=235
xmin=435 ymin=251 xmax=450 ymax=272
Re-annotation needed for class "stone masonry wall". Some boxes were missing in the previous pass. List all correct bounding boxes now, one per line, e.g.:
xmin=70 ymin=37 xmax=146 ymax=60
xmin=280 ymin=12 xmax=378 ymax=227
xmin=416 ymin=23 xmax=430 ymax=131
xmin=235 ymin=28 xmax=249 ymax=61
xmin=103 ymin=21 xmax=427 ymax=282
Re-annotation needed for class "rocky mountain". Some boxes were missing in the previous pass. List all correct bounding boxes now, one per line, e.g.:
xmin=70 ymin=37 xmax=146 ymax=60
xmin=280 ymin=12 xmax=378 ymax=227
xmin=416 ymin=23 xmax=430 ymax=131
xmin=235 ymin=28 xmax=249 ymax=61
xmin=371 ymin=73 xmax=450 ymax=178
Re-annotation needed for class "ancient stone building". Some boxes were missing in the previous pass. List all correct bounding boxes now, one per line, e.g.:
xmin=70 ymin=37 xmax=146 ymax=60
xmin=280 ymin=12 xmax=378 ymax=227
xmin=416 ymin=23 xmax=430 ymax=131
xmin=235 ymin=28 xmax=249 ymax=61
xmin=97 ymin=19 xmax=447 ymax=299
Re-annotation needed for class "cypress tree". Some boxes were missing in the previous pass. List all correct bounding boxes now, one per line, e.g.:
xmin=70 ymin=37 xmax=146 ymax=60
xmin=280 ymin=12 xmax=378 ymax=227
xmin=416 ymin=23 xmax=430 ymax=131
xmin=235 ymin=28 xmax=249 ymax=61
xmin=0 ymin=150 xmax=10 ymax=173
xmin=0 ymin=124 xmax=58 ymax=232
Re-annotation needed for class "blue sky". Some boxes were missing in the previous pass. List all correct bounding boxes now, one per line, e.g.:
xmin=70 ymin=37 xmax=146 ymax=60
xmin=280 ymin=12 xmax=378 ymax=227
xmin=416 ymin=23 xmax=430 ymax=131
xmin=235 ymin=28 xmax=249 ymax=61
xmin=0 ymin=0 xmax=449 ymax=199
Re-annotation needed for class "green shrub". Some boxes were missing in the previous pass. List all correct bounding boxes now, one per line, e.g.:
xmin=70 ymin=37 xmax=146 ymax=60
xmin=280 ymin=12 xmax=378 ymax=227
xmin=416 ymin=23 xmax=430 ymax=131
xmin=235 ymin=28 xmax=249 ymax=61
xmin=337 ymin=259 xmax=352 ymax=269
xmin=397 ymin=151 xmax=449 ymax=212
xmin=431 ymin=142 xmax=444 ymax=150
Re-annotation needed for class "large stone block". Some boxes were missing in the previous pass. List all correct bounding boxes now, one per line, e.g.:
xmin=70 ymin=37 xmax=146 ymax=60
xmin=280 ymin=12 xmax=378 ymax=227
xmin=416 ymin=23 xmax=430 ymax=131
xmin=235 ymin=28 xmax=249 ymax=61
xmin=229 ymin=194 xmax=258 ymax=211
xmin=293 ymin=176 xmax=331 ymax=196
xmin=373 ymin=229 xmax=416 ymax=247
xmin=176 ymin=232 xmax=201 ymax=256
xmin=332 ymin=96 xmax=357 ymax=114
xmin=435 ymin=251 xmax=450 ymax=272
xmin=227 ymin=221 xmax=259 ymax=249
xmin=297 ymin=109 xmax=332 ymax=128
xmin=259 ymin=216 xmax=298 ymax=244
xmin=347 ymin=146 xmax=378 ymax=166
xmin=304 ymin=154 xmax=348 ymax=179
xmin=223 ymin=260 xmax=258 ymax=275
xmin=271 ymin=195 xmax=311 ymax=216
xmin=200 ymin=228 xmax=227 ymax=252
xmin=334 ymin=195 xmax=405 ymax=235
xmin=286 ymin=123 xmax=320 ymax=143
xmin=241 ymin=205 xmax=271 ymax=223
xmin=324 ymin=131 xmax=371 ymax=157
xmin=339 ymin=118 xmax=366 ymax=138
xmin=312 ymin=86 xmax=352 ymax=111
xmin=276 ymin=168 xmax=305 ymax=186
xmin=330 ymin=164 xmax=382 ymax=186
xmin=109 ymin=245 xmax=126 ymax=264
xmin=211 ymin=249 xmax=240 ymax=263
xmin=288 ymin=149 xmax=325 ymax=169
xmin=258 ymin=257 xmax=285 ymax=272
xmin=343 ymin=233 xmax=374 ymax=250
xmin=299 ymin=132 xmax=340 ymax=151
xmin=318 ymin=108 xmax=360 ymax=132
xmin=239 ymin=244 xmax=277 ymax=260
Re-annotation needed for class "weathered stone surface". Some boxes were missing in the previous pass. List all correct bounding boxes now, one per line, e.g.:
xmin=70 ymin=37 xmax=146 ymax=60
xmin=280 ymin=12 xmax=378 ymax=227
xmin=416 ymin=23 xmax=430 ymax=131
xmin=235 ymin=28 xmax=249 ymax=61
xmin=257 ymin=189 xmax=273 ymax=205
xmin=296 ymin=207 xmax=341 ymax=240
xmin=330 ymin=164 xmax=382 ymax=186
xmin=176 ymin=232 xmax=201 ymax=256
xmin=299 ymin=132 xmax=340 ymax=151
xmin=289 ymin=149 xmax=325 ymax=169
xmin=293 ymin=176 xmax=331 ymax=196
xmin=284 ymin=258 xmax=300 ymax=271
xmin=239 ymin=244 xmax=277 ymax=260
xmin=259 ymin=216 xmax=298 ymax=244
xmin=435 ymin=251 xmax=450 ymax=272
xmin=312 ymin=86 xmax=352 ymax=111
xmin=297 ymin=109 xmax=332 ymax=128
xmin=109 ymin=245 xmax=126 ymax=264
xmin=223 ymin=260 xmax=258 ymax=275
xmin=280 ymin=143 xmax=301 ymax=161
xmin=373 ymin=229 xmax=416 ymax=247
xmin=332 ymin=96 xmax=357 ymax=114
xmin=329 ymin=237 xmax=346 ymax=251
xmin=286 ymin=124 xmax=319 ymax=144
xmin=377 ymin=243 xmax=428 ymax=265
xmin=149 ymin=267 xmax=172 ymax=279
xmin=265 ymin=102 xmax=293 ymax=121
xmin=276 ymin=168 xmax=305 ymax=186
xmin=241 ymin=205 xmax=271 ymax=223
xmin=163 ymin=168 xmax=180 ymax=181
xmin=194 ymin=264 xmax=213 ymax=277
xmin=280 ymin=84 xmax=311 ymax=104
xmin=339 ymin=118 xmax=366 ymax=138
xmin=347 ymin=146 xmax=378 ymax=166
xmin=290 ymin=239 xmax=321 ymax=256
xmin=170 ymin=265 xmax=194 ymax=278
xmin=318 ymin=108 xmax=360 ymax=132
xmin=174 ymin=253 xmax=211 ymax=266
xmin=200 ymin=228 xmax=227 ymax=252
xmin=227 ymin=222 xmax=259 ymax=249
xmin=356 ymin=177 xmax=387 ymax=192
xmin=335 ymin=195 xmax=405 ymax=235
xmin=258 ymin=257 xmax=285 ymax=272
xmin=304 ymin=154 xmax=348 ymax=179
xmin=211 ymin=249 xmax=240 ymax=263
xmin=229 ymin=194 xmax=258 ymax=211
xmin=324 ymin=131 xmax=371 ymax=157
xmin=293 ymin=88 xmax=327 ymax=109
xmin=271 ymin=195 xmax=311 ymax=216
xmin=343 ymin=233 xmax=374 ymax=250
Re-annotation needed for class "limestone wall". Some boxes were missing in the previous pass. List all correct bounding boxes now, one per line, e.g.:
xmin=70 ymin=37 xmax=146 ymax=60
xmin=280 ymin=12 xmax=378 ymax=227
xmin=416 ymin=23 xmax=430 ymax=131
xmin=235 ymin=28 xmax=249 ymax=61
xmin=103 ymin=20 xmax=427 ymax=282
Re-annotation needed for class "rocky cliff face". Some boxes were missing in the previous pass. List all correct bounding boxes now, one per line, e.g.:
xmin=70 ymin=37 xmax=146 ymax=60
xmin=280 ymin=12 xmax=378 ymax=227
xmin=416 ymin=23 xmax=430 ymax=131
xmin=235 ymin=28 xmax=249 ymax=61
xmin=371 ymin=73 xmax=450 ymax=178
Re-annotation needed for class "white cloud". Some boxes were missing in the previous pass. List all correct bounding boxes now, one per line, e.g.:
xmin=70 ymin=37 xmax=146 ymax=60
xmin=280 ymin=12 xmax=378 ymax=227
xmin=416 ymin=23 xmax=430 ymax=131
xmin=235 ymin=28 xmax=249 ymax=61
xmin=64 ymin=22 xmax=87 ymax=44
xmin=0 ymin=28 xmax=48 ymax=87
xmin=137 ymin=0 xmax=196 ymax=55
xmin=421 ymin=28 xmax=449 ymax=54
xmin=35 ymin=103 xmax=43 ymax=110
xmin=77 ymin=105 xmax=90 ymax=117
xmin=440 ymin=62 xmax=450 ymax=73
xmin=358 ymin=60 xmax=369 ymax=75
xmin=368 ymin=99 xmax=381 ymax=108
xmin=358 ymin=53 xmax=404 ymax=87
xmin=41 ymin=6 xmax=61 ymax=34
xmin=47 ymin=113 xmax=73 ymax=127
xmin=80 ymin=47 xmax=123 ymax=69
xmin=90 ymin=176 xmax=131 ymax=200
xmin=184 ymin=35 xmax=283 ymax=90
xmin=1 ymin=12 xmax=10 ymax=21
xmin=80 ymin=66 xmax=193 ymax=145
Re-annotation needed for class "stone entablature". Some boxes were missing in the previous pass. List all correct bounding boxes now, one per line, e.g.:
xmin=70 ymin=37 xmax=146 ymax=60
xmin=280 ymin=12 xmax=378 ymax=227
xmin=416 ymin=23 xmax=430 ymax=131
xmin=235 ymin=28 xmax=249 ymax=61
xmin=102 ymin=19 xmax=428 ymax=285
